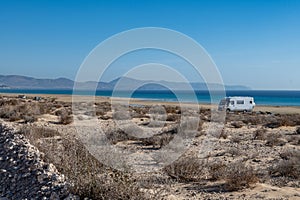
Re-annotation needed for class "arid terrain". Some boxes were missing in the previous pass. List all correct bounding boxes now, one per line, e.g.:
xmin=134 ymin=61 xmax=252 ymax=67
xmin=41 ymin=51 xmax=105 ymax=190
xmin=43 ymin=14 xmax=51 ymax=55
xmin=0 ymin=94 xmax=299 ymax=199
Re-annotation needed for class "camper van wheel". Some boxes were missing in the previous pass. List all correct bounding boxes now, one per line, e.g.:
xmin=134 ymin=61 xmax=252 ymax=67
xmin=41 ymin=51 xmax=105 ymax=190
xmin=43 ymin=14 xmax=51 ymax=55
xmin=243 ymin=110 xmax=248 ymax=113
xmin=226 ymin=108 xmax=231 ymax=112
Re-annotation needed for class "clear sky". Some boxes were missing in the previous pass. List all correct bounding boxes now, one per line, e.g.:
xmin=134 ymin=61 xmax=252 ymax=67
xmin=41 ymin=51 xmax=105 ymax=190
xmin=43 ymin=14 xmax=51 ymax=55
xmin=0 ymin=0 xmax=299 ymax=90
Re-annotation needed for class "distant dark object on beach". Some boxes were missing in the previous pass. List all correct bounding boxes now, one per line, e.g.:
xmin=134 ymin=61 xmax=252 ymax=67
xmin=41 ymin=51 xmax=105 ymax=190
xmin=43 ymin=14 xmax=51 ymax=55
xmin=296 ymin=127 xmax=300 ymax=135
xmin=18 ymin=95 xmax=26 ymax=99
xmin=33 ymin=96 xmax=42 ymax=101
xmin=264 ymin=122 xmax=281 ymax=129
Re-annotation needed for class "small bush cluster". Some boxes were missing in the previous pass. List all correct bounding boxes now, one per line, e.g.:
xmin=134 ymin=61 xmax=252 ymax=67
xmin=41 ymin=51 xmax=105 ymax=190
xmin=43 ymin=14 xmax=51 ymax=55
xmin=231 ymin=121 xmax=244 ymax=128
xmin=166 ymin=114 xmax=180 ymax=122
xmin=105 ymin=128 xmax=134 ymax=144
xmin=20 ymin=126 xmax=61 ymax=139
xmin=265 ymin=132 xmax=285 ymax=147
xmin=286 ymin=135 xmax=300 ymax=145
xmin=253 ymin=128 xmax=267 ymax=140
xmin=224 ymin=161 xmax=258 ymax=191
xmin=0 ymin=100 xmax=42 ymax=123
xmin=58 ymin=109 xmax=73 ymax=125
xmin=208 ymin=161 xmax=226 ymax=180
xmin=296 ymin=127 xmax=300 ymax=135
xmin=209 ymin=161 xmax=258 ymax=191
xmin=113 ymin=110 xmax=131 ymax=120
xmin=0 ymin=97 xmax=65 ymax=123
xmin=164 ymin=155 xmax=205 ymax=182
xmin=141 ymin=132 xmax=174 ymax=148
xmin=270 ymin=149 xmax=300 ymax=179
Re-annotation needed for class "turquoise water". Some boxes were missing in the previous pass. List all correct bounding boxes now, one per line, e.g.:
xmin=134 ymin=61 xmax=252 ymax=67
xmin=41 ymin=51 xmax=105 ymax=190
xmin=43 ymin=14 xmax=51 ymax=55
xmin=0 ymin=89 xmax=300 ymax=106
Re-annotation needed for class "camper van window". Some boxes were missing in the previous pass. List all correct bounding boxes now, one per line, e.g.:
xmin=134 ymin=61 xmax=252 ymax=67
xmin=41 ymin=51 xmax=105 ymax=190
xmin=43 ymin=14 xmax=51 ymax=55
xmin=237 ymin=100 xmax=244 ymax=104
xmin=250 ymin=101 xmax=253 ymax=104
xmin=230 ymin=101 xmax=234 ymax=105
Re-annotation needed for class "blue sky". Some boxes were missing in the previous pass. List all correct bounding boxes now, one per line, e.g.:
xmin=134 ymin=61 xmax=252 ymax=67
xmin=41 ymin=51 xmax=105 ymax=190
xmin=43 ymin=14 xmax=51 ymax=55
xmin=0 ymin=0 xmax=299 ymax=89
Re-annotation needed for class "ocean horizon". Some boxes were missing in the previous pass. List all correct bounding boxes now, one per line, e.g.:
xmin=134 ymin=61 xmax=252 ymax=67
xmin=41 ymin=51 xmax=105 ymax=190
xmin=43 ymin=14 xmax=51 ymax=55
xmin=1 ymin=89 xmax=300 ymax=107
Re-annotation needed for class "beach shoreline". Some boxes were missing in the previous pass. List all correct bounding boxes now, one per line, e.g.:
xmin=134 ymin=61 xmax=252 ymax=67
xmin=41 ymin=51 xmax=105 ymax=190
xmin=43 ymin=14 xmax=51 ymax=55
xmin=1 ymin=92 xmax=300 ymax=114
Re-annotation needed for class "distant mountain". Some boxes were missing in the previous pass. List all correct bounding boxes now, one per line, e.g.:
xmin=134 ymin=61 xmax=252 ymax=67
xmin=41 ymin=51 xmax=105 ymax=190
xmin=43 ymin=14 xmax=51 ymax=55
xmin=0 ymin=84 xmax=10 ymax=89
xmin=0 ymin=75 xmax=74 ymax=89
xmin=0 ymin=75 xmax=251 ymax=90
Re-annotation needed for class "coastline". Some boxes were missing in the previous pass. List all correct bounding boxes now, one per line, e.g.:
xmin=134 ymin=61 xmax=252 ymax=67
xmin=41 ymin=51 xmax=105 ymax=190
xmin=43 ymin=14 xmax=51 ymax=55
xmin=1 ymin=92 xmax=300 ymax=114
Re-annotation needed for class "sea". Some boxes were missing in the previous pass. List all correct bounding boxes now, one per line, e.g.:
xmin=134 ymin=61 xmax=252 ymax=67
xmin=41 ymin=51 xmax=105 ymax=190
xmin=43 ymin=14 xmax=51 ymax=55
xmin=0 ymin=89 xmax=300 ymax=106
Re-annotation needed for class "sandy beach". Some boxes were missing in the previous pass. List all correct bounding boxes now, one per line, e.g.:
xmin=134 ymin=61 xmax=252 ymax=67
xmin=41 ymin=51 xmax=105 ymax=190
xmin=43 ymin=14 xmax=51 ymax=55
xmin=1 ymin=92 xmax=300 ymax=114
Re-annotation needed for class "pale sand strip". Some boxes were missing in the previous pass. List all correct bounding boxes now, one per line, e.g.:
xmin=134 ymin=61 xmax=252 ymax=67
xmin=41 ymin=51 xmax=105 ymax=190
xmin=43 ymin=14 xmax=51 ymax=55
xmin=1 ymin=93 xmax=300 ymax=114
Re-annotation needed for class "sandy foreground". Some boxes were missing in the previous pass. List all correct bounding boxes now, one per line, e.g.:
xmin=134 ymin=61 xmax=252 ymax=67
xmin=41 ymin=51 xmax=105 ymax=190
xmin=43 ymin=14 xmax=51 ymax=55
xmin=1 ymin=92 xmax=300 ymax=114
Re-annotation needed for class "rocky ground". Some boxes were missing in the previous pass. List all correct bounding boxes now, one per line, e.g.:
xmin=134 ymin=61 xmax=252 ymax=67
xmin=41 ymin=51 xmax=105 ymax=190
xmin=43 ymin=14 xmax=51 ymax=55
xmin=0 ymin=123 xmax=79 ymax=200
xmin=0 ymin=95 xmax=300 ymax=199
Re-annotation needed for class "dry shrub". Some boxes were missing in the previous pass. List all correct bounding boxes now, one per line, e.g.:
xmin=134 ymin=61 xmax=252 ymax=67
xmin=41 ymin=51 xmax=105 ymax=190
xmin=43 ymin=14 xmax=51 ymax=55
xmin=131 ymin=105 xmax=150 ymax=115
xmin=0 ymin=103 xmax=39 ymax=123
xmin=166 ymin=114 xmax=179 ymax=122
xmin=264 ymin=121 xmax=281 ymax=129
xmin=147 ymin=120 xmax=165 ymax=128
xmin=286 ymin=135 xmax=300 ymax=145
xmin=279 ymin=114 xmax=300 ymax=127
xmin=0 ymin=105 xmax=21 ymax=121
xmin=105 ymin=128 xmax=134 ymax=144
xmin=224 ymin=161 xmax=258 ymax=191
xmin=279 ymin=149 xmax=300 ymax=160
xmin=113 ymin=110 xmax=130 ymax=120
xmin=20 ymin=126 xmax=61 ymax=139
xmin=95 ymin=109 xmax=105 ymax=116
xmin=253 ymin=128 xmax=267 ymax=140
xmin=270 ymin=149 xmax=300 ymax=179
xmin=141 ymin=132 xmax=174 ymax=148
xmin=164 ymin=105 xmax=181 ymax=114
xmin=296 ymin=127 xmax=300 ymax=134
xmin=265 ymin=132 xmax=285 ymax=147
xmin=0 ymin=98 xmax=54 ymax=123
xmin=208 ymin=161 xmax=226 ymax=180
xmin=210 ymin=161 xmax=257 ymax=191
xmin=231 ymin=121 xmax=244 ymax=128
xmin=226 ymin=147 xmax=241 ymax=156
xmin=178 ymin=117 xmax=199 ymax=134
xmin=219 ymin=128 xmax=228 ymax=139
xmin=200 ymin=108 xmax=211 ymax=120
xmin=22 ymin=115 xmax=37 ymax=123
xmin=140 ymin=126 xmax=177 ymax=148
xmin=99 ymin=115 xmax=111 ymax=120
xmin=59 ymin=109 xmax=73 ymax=125
xmin=231 ymin=135 xmax=242 ymax=143
xmin=95 ymin=102 xmax=111 ymax=116
xmin=164 ymin=155 xmax=205 ymax=182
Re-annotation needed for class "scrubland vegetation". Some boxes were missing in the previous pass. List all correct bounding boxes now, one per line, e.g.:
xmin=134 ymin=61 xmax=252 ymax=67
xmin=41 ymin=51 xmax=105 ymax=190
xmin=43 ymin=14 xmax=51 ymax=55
xmin=0 ymin=95 xmax=299 ymax=199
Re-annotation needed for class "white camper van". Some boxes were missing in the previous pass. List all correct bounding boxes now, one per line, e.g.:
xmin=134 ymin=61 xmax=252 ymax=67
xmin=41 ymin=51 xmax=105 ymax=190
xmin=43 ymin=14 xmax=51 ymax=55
xmin=218 ymin=97 xmax=255 ymax=112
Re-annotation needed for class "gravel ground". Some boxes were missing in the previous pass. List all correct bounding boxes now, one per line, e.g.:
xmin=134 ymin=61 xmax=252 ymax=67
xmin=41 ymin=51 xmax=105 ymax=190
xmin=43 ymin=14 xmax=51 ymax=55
xmin=0 ymin=124 xmax=79 ymax=200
